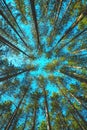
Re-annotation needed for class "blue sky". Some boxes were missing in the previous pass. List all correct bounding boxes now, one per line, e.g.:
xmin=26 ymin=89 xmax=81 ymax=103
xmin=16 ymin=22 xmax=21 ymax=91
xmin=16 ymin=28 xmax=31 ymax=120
xmin=0 ymin=0 xmax=87 ymax=129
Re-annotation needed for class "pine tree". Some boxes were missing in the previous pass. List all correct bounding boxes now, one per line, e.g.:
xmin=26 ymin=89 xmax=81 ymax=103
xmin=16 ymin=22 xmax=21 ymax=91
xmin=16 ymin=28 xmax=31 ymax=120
xmin=0 ymin=0 xmax=87 ymax=129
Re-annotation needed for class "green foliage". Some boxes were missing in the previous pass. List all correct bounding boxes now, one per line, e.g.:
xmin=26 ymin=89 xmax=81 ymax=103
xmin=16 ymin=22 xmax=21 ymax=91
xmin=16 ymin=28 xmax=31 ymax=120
xmin=38 ymin=121 xmax=47 ymax=130
xmin=0 ymin=0 xmax=87 ymax=129
xmin=45 ymin=60 xmax=59 ymax=71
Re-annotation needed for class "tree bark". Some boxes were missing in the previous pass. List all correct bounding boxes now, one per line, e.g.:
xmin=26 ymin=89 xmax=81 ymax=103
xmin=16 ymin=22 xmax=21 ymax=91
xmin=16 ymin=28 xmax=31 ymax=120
xmin=2 ymin=0 xmax=26 ymax=38
xmin=0 ymin=69 xmax=30 ymax=82
xmin=5 ymin=89 xmax=27 ymax=130
xmin=43 ymin=87 xmax=51 ymax=130
xmin=31 ymin=105 xmax=37 ymax=130
xmin=59 ymin=79 xmax=87 ymax=109
xmin=30 ymin=0 xmax=41 ymax=49
xmin=60 ymin=0 xmax=72 ymax=23
xmin=55 ymin=0 xmax=63 ymax=22
xmin=56 ymin=28 xmax=87 ymax=53
xmin=51 ymin=10 xmax=87 ymax=51
xmin=0 ymin=10 xmax=30 ymax=49
xmin=0 ymin=35 xmax=30 ymax=58
xmin=60 ymin=69 xmax=87 ymax=83
xmin=23 ymin=113 xmax=29 ymax=130
xmin=70 ymin=108 xmax=85 ymax=130
xmin=56 ymin=83 xmax=87 ymax=130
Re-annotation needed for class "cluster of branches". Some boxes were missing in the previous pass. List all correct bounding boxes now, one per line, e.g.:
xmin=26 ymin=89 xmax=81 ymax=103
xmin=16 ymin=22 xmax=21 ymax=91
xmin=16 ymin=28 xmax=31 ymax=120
xmin=0 ymin=0 xmax=87 ymax=130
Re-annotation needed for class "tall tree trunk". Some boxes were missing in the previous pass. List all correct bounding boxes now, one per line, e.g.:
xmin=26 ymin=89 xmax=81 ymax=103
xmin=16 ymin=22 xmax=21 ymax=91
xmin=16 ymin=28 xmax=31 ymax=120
xmin=31 ymin=105 xmax=37 ymax=130
xmin=55 ymin=0 xmax=63 ymax=22
xmin=70 ymin=108 xmax=85 ymax=130
xmin=56 ymin=27 xmax=87 ymax=53
xmin=60 ymin=69 xmax=87 ymax=83
xmin=56 ymin=82 xmax=87 ymax=130
xmin=0 ymin=10 xmax=30 ymax=49
xmin=51 ymin=10 xmax=87 ymax=51
xmin=59 ymin=0 xmax=72 ymax=23
xmin=2 ymin=0 xmax=26 ymax=38
xmin=10 ymin=112 xmax=21 ymax=130
xmin=0 ymin=28 xmax=18 ymax=44
xmin=59 ymin=79 xmax=87 ymax=109
xmin=43 ymin=87 xmax=51 ymax=130
xmin=0 ymin=35 xmax=31 ymax=58
xmin=30 ymin=0 xmax=41 ymax=49
xmin=0 ymin=69 xmax=30 ymax=82
xmin=5 ymin=89 xmax=27 ymax=130
xmin=23 ymin=113 xmax=29 ymax=130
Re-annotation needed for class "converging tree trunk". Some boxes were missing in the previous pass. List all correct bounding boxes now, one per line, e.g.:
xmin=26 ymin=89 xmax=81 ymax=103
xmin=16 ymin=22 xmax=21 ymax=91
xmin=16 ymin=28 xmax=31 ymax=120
xmin=0 ymin=69 xmax=31 ymax=82
xmin=0 ymin=35 xmax=31 ymax=58
xmin=2 ymin=0 xmax=26 ymax=38
xmin=30 ymin=0 xmax=41 ymax=49
xmin=0 ymin=10 xmax=30 ymax=49
xmin=52 ymin=10 xmax=87 ymax=51
xmin=31 ymin=104 xmax=37 ymax=130
xmin=5 ymin=89 xmax=27 ymax=130
xmin=43 ymin=86 xmax=51 ymax=130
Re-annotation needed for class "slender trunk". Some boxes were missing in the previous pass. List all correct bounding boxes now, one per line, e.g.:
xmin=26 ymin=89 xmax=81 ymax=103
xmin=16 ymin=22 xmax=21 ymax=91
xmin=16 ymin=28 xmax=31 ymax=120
xmin=70 ymin=108 xmax=85 ymax=130
xmin=10 ymin=113 xmax=20 ymax=130
xmin=55 ymin=0 xmax=63 ymax=22
xmin=69 ymin=100 xmax=87 ymax=126
xmin=56 ymin=28 xmax=87 ymax=53
xmin=47 ymin=0 xmax=71 ymax=47
xmin=0 ymin=69 xmax=30 ymax=82
xmin=0 ymin=35 xmax=30 ymax=58
xmin=5 ymin=90 xmax=27 ymax=130
xmin=31 ymin=105 xmax=37 ymax=130
xmin=43 ymin=87 xmax=51 ymax=130
xmin=23 ymin=113 xmax=29 ymax=130
xmin=73 ymin=48 xmax=87 ymax=54
xmin=0 ymin=28 xmax=18 ymax=44
xmin=52 ymin=11 xmax=87 ymax=51
xmin=64 ymin=91 xmax=87 ymax=126
xmin=0 ymin=10 xmax=30 ymax=49
xmin=70 ymin=92 xmax=87 ymax=110
xmin=57 ymin=83 xmax=87 ymax=130
xmin=59 ymin=0 xmax=72 ymax=23
xmin=60 ymin=79 xmax=87 ymax=109
xmin=58 ymin=113 xmax=65 ymax=130
xmin=30 ymin=0 xmax=41 ymax=49
xmin=60 ymin=69 xmax=87 ymax=83
xmin=58 ymin=12 xmax=85 ymax=43
xmin=2 ymin=0 xmax=26 ymax=38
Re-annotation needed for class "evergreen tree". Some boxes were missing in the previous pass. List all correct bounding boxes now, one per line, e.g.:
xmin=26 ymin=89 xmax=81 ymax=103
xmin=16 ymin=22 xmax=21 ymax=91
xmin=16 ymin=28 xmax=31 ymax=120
xmin=0 ymin=0 xmax=87 ymax=129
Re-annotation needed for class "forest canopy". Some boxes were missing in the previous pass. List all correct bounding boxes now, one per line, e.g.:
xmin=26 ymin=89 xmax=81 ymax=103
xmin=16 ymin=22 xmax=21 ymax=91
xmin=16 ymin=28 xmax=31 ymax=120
xmin=0 ymin=0 xmax=87 ymax=130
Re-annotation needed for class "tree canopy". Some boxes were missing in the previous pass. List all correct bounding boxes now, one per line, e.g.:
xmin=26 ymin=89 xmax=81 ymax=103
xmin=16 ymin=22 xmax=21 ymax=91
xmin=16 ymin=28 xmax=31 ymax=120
xmin=0 ymin=0 xmax=87 ymax=130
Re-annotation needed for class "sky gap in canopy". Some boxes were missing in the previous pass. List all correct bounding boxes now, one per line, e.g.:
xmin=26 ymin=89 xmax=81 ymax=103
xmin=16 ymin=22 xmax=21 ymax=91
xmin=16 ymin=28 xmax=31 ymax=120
xmin=0 ymin=0 xmax=87 ymax=129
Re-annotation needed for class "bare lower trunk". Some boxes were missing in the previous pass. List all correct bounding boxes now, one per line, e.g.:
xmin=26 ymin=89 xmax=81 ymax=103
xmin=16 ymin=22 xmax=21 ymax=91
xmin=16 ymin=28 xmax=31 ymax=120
xmin=57 ymin=82 xmax=87 ymax=130
xmin=51 ymin=10 xmax=87 ymax=51
xmin=43 ymin=87 xmax=51 ymax=130
xmin=5 ymin=90 xmax=27 ymax=130
xmin=0 ymin=10 xmax=29 ymax=49
xmin=0 ymin=35 xmax=30 ymax=57
xmin=0 ymin=69 xmax=30 ymax=82
xmin=30 ymin=0 xmax=41 ymax=49
xmin=31 ymin=105 xmax=37 ymax=130
xmin=2 ymin=0 xmax=26 ymax=38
